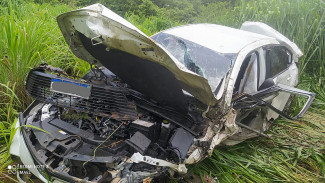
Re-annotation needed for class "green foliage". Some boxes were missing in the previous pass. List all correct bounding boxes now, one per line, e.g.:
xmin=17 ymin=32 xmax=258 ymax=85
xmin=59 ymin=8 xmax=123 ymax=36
xmin=158 ymin=0 xmax=199 ymax=23
xmin=229 ymin=0 xmax=325 ymax=110
xmin=0 ymin=82 xmax=19 ymax=124
xmin=0 ymin=0 xmax=325 ymax=182
xmin=126 ymin=13 xmax=179 ymax=35
xmin=193 ymin=1 xmax=234 ymax=24
xmin=233 ymin=0 xmax=325 ymax=80
xmin=190 ymin=110 xmax=325 ymax=182
xmin=0 ymin=82 xmax=49 ymax=176
xmin=95 ymin=0 xmax=143 ymax=16
xmin=135 ymin=0 xmax=160 ymax=17
xmin=0 ymin=82 xmax=19 ymax=175
xmin=0 ymin=1 xmax=89 ymax=108
xmin=0 ymin=3 xmax=88 ymax=178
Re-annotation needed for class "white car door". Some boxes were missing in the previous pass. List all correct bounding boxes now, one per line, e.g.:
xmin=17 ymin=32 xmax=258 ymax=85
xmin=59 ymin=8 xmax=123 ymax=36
xmin=262 ymin=46 xmax=298 ymax=122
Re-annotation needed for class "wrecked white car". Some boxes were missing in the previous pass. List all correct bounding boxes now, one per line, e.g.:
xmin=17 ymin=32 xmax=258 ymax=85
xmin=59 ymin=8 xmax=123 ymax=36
xmin=10 ymin=3 xmax=315 ymax=183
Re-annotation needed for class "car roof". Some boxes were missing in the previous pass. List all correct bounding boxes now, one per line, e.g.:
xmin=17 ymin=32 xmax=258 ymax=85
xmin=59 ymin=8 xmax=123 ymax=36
xmin=158 ymin=24 xmax=276 ymax=54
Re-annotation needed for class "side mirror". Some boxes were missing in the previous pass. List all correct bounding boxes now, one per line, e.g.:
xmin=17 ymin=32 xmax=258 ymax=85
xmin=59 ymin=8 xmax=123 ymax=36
xmin=258 ymin=78 xmax=275 ymax=90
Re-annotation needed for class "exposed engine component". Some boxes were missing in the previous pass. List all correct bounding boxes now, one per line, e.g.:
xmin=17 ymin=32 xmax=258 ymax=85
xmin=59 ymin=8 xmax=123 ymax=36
xmin=22 ymin=68 xmax=204 ymax=182
xmin=126 ymin=131 xmax=151 ymax=154
xmin=25 ymin=104 xmax=181 ymax=181
xmin=169 ymin=128 xmax=194 ymax=160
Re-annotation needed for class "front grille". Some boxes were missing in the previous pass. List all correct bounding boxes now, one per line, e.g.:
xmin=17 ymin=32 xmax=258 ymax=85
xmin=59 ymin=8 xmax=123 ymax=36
xmin=26 ymin=70 xmax=137 ymax=120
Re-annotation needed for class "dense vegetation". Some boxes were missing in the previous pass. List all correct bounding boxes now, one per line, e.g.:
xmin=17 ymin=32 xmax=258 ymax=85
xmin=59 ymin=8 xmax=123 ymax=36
xmin=0 ymin=0 xmax=324 ymax=182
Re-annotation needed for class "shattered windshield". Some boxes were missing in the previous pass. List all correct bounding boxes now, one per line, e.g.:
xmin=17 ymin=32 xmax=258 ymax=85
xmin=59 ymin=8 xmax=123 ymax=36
xmin=152 ymin=33 xmax=233 ymax=92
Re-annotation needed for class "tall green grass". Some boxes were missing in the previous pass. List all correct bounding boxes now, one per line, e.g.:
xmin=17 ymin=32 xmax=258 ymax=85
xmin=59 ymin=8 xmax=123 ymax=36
xmin=0 ymin=82 xmax=49 ymax=182
xmin=190 ymin=109 xmax=325 ymax=182
xmin=0 ymin=82 xmax=19 ymax=178
xmin=125 ymin=13 xmax=179 ymax=36
xmin=0 ymin=1 xmax=89 ymax=181
xmin=238 ymin=0 xmax=325 ymax=76
xmin=230 ymin=0 xmax=325 ymax=110
xmin=0 ymin=1 xmax=89 ymax=108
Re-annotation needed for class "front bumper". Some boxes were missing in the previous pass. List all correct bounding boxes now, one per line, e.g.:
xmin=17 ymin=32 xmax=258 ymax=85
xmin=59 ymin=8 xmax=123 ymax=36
xmin=10 ymin=114 xmax=65 ymax=183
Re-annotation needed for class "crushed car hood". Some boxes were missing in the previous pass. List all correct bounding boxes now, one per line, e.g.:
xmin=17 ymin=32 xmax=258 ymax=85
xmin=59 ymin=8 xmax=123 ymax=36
xmin=57 ymin=3 xmax=217 ymax=109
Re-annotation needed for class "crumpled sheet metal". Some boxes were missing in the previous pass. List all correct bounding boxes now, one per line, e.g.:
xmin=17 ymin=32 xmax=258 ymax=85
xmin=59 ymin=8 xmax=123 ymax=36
xmin=57 ymin=3 xmax=217 ymax=106
xmin=184 ymin=109 xmax=240 ymax=165
xmin=208 ymin=109 xmax=239 ymax=155
xmin=184 ymin=126 xmax=215 ymax=164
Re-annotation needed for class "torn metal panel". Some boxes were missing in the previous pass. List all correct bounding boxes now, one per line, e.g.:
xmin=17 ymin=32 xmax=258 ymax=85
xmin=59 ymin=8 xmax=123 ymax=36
xmin=184 ymin=148 xmax=203 ymax=164
xmin=208 ymin=109 xmax=239 ymax=155
xmin=183 ymin=125 xmax=214 ymax=164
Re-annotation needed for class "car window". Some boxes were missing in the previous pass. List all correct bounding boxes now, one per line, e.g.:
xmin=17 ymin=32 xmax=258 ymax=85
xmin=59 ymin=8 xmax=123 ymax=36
xmin=151 ymin=32 xmax=233 ymax=92
xmin=234 ymin=52 xmax=259 ymax=94
xmin=265 ymin=46 xmax=292 ymax=78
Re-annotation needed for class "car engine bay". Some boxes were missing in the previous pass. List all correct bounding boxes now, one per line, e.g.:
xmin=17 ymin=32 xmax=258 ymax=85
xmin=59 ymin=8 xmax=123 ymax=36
xmin=22 ymin=65 xmax=213 ymax=182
